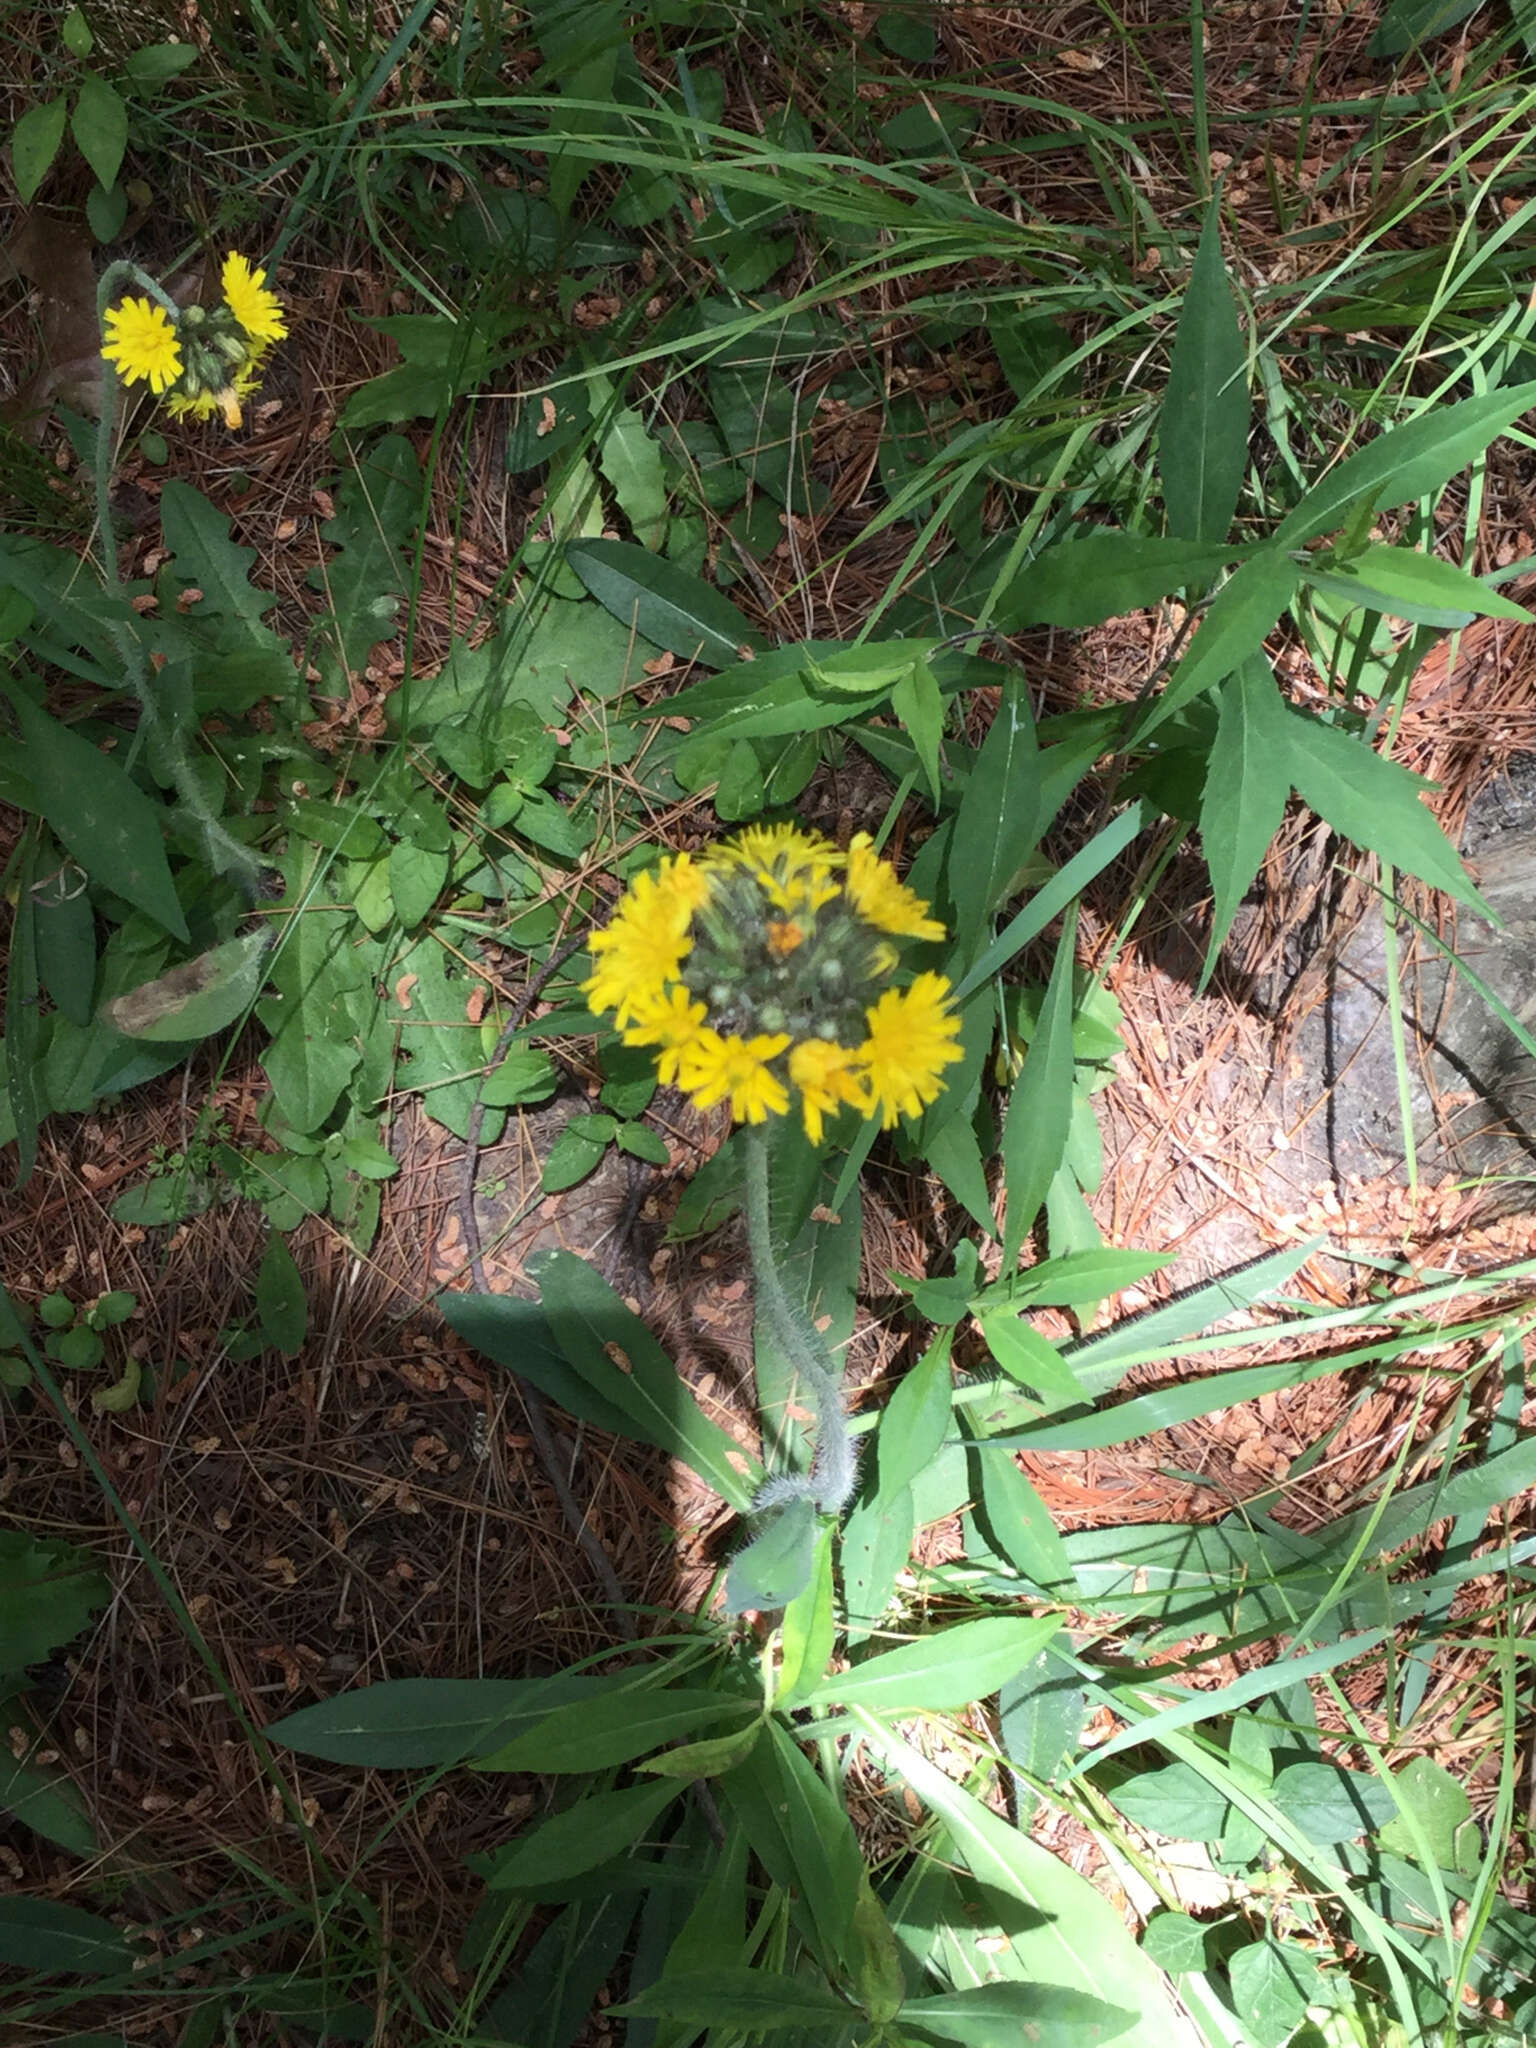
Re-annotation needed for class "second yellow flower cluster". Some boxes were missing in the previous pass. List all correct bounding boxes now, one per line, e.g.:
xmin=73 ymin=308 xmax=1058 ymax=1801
xmin=584 ymin=823 xmax=964 ymax=1140
xmin=101 ymin=252 xmax=286 ymax=430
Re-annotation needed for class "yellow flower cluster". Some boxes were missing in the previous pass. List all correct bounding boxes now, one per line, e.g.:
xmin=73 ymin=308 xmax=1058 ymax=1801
xmin=101 ymin=253 xmax=287 ymax=430
xmin=584 ymin=823 xmax=964 ymax=1140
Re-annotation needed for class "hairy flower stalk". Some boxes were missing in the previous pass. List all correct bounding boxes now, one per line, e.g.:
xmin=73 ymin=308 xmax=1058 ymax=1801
xmin=584 ymin=823 xmax=963 ymax=1524
xmin=94 ymin=255 xmax=287 ymax=895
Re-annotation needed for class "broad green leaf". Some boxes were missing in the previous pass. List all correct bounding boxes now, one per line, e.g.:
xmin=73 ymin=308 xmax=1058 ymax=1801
xmin=876 ymin=1331 xmax=955 ymax=1499
xmin=797 ymin=1614 xmax=1060 ymax=1713
xmin=442 ymin=1288 xmax=643 ymax=1446
xmin=486 ymin=1777 xmax=682 ymax=1891
xmin=7 ymin=690 xmax=188 ymax=940
xmin=891 ymin=655 xmax=946 ymax=804
xmin=900 ymin=1981 xmax=1135 ymax=2048
xmin=387 ymin=840 xmax=447 ymax=928
xmin=1274 ymin=381 xmax=1536 ymax=548
xmin=979 ymin=1314 xmax=1087 ymax=1407
xmin=1134 ymin=550 xmax=1299 ymax=743
xmin=971 ymin=1447 xmax=1076 ymax=1593
xmin=1303 ymin=541 xmax=1534 ymax=629
xmin=598 ymin=398 xmax=668 ymax=549
xmin=1268 ymin=1761 xmax=1397 ymax=1843
xmin=613 ymin=1968 xmax=852 ymax=2030
xmin=1372 ymin=0 xmax=1481 ymax=51
xmin=473 ymin=1690 xmax=751 ymax=1775
xmin=1139 ymin=1911 xmax=1210 ymax=1977
xmin=0 ymin=1897 xmax=133 ymax=1976
xmin=1377 ymin=1755 xmax=1473 ymax=1868
xmin=840 ymin=1482 xmax=914 ymax=1643
xmin=0 ymin=1748 xmax=97 ymax=1856
xmin=159 ymin=482 xmax=278 ymax=626
xmin=482 ymin=1047 xmax=557 ymax=1108
xmin=122 ymin=40 xmax=199 ymax=84
xmin=995 ymin=533 xmax=1244 ymax=630
xmin=948 ymin=673 xmax=1039 ymax=955
xmin=1001 ymin=905 xmax=1078 ymax=1268
xmin=0 ymin=1529 xmax=109 ymax=1680
xmin=999 ymin=1647 xmax=1085 ymax=1804
xmin=70 ymin=72 xmax=128 ymax=190
xmin=260 ymin=1010 xmax=359 ymax=1135
xmin=5 ymin=842 xmax=43 ymax=1186
xmin=1282 ymin=709 xmax=1487 ymax=911
xmin=1111 ymin=1762 xmax=1229 ymax=1842
xmin=639 ymin=1718 xmax=763 ymax=1779
xmin=108 ymin=929 xmax=271 ymax=1041
xmin=1199 ymin=655 xmax=1292 ymax=984
xmin=11 ymin=95 xmax=68 ymax=204
xmin=567 ymin=538 xmax=764 ymax=668
xmin=761 ymin=1720 xmax=864 ymax=1952
xmin=726 ymin=1497 xmax=817 ymax=1613
xmin=267 ymin=1673 xmax=629 ymax=1767
xmin=993 ymin=1246 xmax=1171 ymax=1308
xmin=531 ymin=1249 xmax=759 ymax=1510
xmin=776 ymin=1522 xmax=835 ymax=1705
xmin=308 ymin=435 xmax=419 ymax=674
xmin=255 ymin=1228 xmax=306 ymax=1356
xmin=1161 ymin=195 xmax=1247 ymax=545
xmin=854 ymin=1714 xmax=1188 ymax=2048
xmin=1227 ymin=1939 xmax=1323 ymax=2048
xmin=32 ymin=866 xmax=95 ymax=1026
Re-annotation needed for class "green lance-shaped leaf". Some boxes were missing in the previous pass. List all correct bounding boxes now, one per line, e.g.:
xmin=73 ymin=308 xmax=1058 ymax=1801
xmin=485 ymin=1777 xmax=683 ymax=1892
xmin=947 ymin=672 xmax=1040 ymax=956
xmin=108 ymin=928 xmax=272 ymax=1041
xmin=1161 ymin=195 xmax=1248 ymax=545
xmin=6 ymin=689 xmax=188 ymax=940
xmin=1275 ymin=380 xmax=1536 ymax=548
xmin=0 ymin=1896 xmax=135 ymax=1976
xmin=1302 ymin=540 xmax=1535 ymax=630
xmin=70 ymin=72 xmax=128 ymax=191
xmin=1001 ymin=903 xmax=1078 ymax=1269
xmin=567 ymin=537 xmax=765 ymax=668
xmin=1133 ymin=549 xmax=1300 ymax=744
xmin=1282 ymin=708 xmax=1489 ymax=913
xmin=11 ymin=95 xmax=68 ymax=204
xmin=255 ymin=1227 xmax=307 ymax=1356
xmin=1197 ymin=655 xmax=1293 ymax=987
xmin=994 ymin=532 xmax=1247 ymax=631
xmin=795 ymin=1613 xmax=1061 ymax=1713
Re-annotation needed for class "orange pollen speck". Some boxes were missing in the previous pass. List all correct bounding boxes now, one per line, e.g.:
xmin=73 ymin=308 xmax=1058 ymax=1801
xmin=765 ymin=919 xmax=805 ymax=958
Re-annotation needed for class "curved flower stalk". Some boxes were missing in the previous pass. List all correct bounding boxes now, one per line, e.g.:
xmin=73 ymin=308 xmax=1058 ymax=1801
xmin=92 ymin=255 xmax=287 ymax=896
xmin=584 ymin=824 xmax=963 ymax=1537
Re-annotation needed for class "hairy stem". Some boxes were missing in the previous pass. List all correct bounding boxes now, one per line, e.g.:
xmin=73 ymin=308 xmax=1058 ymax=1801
xmin=742 ymin=1121 xmax=855 ymax=1514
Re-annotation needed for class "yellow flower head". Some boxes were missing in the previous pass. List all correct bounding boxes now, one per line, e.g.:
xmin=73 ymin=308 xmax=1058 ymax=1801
xmin=676 ymin=1030 xmax=792 ymax=1124
xmin=221 ymin=251 xmax=288 ymax=348
xmin=844 ymin=833 xmax=946 ymax=941
xmin=584 ymin=823 xmax=959 ymax=1139
xmin=860 ymin=973 xmax=965 ymax=1128
xmin=788 ymin=1037 xmax=869 ymax=1145
xmin=100 ymin=254 xmax=286 ymax=431
xmin=102 ymin=296 xmax=182 ymax=394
